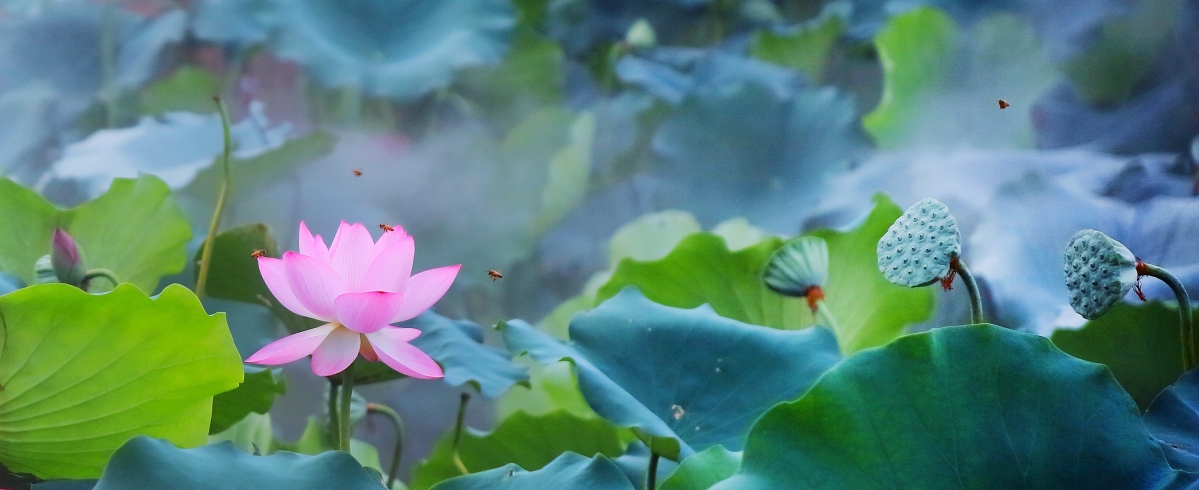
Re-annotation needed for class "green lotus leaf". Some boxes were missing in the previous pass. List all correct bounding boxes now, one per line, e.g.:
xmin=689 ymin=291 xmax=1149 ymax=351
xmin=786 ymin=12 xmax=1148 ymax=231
xmin=91 ymin=436 xmax=383 ymax=490
xmin=429 ymin=452 xmax=635 ymax=490
xmin=598 ymin=194 xmax=933 ymax=352
xmin=657 ymin=445 xmax=740 ymax=490
xmin=496 ymin=361 xmax=596 ymax=421
xmin=209 ymin=365 xmax=286 ymax=435
xmin=501 ymin=288 xmax=841 ymax=460
xmin=139 ymin=65 xmax=223 ymax=116
xmin=712 ymin=324 xmax=1178 ymax=489
xmin=411 ymin=410 xmax=629 ymax=490
xmin=208 ymin=412 xmax=273 ymax=456
xmin=1052 ymin=301 xmax=1199 ymax=409
xmin=191 ymin=223 xmax=318 ymax=335
xmin=861 ymin=10 xmax=1055 ymax=148
xmin=259 ymin=0 xmax=516 ymax=101
xmin=195 ymin=223 xmax=279 ymax=305
xmin=0 ymin=175 xmax=191 ymax=293
xmin=749 ymin=7 xmax=845 ymax=81
xmin=1144 ymin=367 xmax=1199 ymax=481
xmin=861 ymin=7 xmax=955 ymax=148
xmin=0 ymin=284 xmax=242 ymax=479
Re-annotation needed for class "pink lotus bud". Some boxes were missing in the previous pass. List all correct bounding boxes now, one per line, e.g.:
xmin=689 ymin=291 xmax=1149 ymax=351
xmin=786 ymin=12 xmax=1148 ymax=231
xmin=51 ymin=228 xmax=86 ymax=287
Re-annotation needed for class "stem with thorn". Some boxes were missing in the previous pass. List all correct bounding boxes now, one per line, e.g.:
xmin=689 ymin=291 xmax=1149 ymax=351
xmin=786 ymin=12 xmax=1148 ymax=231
xmin=195 ymin=96 xmax=234 ymax=297
xmin=366 ymin=403 xmax=406 ymax=489
xmin=339 ymin=364 xmax=355 ymax=451
xmin=953 ymin=258 xmax=984 ymax=325
xmin=1138 ymin=261 xmax=1195 ymax=371
xmin=646 ymin=452 xmax=660 ymax=489
xmin=451 ymin=392 xmax=471 ymax=474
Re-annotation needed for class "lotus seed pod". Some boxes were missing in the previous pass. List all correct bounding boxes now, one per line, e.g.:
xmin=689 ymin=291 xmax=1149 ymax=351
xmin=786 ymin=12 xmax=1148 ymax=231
xmin=764 ymin=236 xmax=829 ymax=297
xmin=1063 ymin=229 xmax=1138 ymax=319
xmin=33 ymin=254 xmax=58 ymax=285
xmin=877 ymin=198 xmax=961 ymax=287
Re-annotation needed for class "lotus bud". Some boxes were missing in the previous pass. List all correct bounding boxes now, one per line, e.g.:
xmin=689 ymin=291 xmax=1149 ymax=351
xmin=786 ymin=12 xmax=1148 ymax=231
xmin=51 ymin=229 xmax=87 ymax=287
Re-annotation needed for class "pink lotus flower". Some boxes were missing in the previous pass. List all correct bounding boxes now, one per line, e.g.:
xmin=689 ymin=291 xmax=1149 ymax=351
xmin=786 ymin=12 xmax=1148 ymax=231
xmin=246 ymin=221 xmax=459 ymax=378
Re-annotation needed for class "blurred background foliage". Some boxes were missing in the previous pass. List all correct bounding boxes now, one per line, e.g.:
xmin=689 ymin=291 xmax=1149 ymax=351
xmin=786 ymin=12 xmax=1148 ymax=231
xmin=0 ymin=0 xmax=1196 ymax=483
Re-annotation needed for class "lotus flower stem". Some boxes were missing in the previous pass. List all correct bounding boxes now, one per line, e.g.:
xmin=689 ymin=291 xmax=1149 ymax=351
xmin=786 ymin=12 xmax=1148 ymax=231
xmin=813 ymin=298 xmax=840 ymax=333
xmin=339 ymin=364 xmax=356 ymax=451
xmin=953 ymin=259 xmax=983 ymax=325
xmin=451 ymin=392 xmax=471 ymax=474
xmin=81 ymin=269 xmax=120 ymax=291
xmin=195 ymin=96 xmax=234 ymax=297
xmin=366 ymin=403 xmax=406 ymax=489
xmin=646 ymin=451 xmax=660 ymax=489
xmin=327 ymin=379 xmax=341 ymax=447
xmin=1138 ymin=261 xmax=1195 ymax=370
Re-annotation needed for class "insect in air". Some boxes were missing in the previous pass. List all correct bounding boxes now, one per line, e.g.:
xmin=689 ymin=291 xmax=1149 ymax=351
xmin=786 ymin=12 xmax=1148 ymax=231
xmin=352 ymin=169 xmax=363 ymax=177
xmin=487 ymin=270 xmax=503 ymax=281
xmin=998 ymin=100 xmax=1010 ymax=109
xmin=250 ymin=250 xmax=266 ymax=258
xmin=379 ymin=223 xmax=395 ymax=232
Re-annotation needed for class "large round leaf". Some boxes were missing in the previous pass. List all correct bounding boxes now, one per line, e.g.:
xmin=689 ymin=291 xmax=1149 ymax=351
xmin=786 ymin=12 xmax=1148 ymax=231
xmin=0 ymin=175 xmax=191 ymax=293
xmin=259 ymin=0 xmax=516 ymax=101
xmin=0 ymin=284 xmax=242 ymax=479
xmin=1052 ymin=301 xmax=1198 ymax=409
xmin=502 ymin=288 xmax=841 ymax=460
xmin=711 ymin=324 xmax=1178 ymax=489
xmin=430 ymin=452 xmax=635 ymax=490
xmin=1145 ymin=367 xmax=1199 ymax=481
xmin=411 ymin=410 xmax=628 ymax=490
xmin=91 ymin=436 xmax=383 ymax=490
xmin=597 ymin=194 xmax=933 ymax=352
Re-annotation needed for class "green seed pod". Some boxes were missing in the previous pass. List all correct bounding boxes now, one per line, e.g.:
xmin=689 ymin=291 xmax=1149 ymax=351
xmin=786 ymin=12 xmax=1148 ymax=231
xmin=1063 ymin=229 xmax=1137 ymax=319
xmin=33 ymin=254 xmax=58 ymax=285
xmin=877 ymin=198 xmax=961 ymax=287
xmin=763 ymin=236 xmax=829 ymax=297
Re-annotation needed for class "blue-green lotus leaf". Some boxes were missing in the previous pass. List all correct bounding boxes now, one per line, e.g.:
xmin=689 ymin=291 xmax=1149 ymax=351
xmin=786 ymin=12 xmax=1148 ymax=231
xmin=257 ymin=0 xmax=516 ymax=101
xmin=430 ymin=452 xmax=634 ymax=490
xmin=658 ymin=445 xmax=740 ymax=490
xmin=651 ymin=80 xmax=863 ymax=228
xmin=1145 ymin=367 xmax=1199 ymax=480
xmin=501 ymin=288 xmax=841 ymax=460
xmin=352 ymin=311 xmax=529 ymax=398
xmin=0 ymin=272 xmax=24 ymax=295
xmin=91 ymin=436 xmax=383 ymax=490
xmin=610 ymin=441 xmax=678 ymax=490
xmin=712 ymin=324 xmax=1178 ymax=489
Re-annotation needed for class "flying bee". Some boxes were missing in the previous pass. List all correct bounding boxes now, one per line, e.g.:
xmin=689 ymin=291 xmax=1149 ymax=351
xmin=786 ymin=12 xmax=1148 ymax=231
xmin=998 ymin=99 xmax=1010 ymax=109
xmin=379 ymin=223 xmax=395 ymax=232
xmin=487 ymin=270 xmax=503 ymax=281
xmin=352 ymin=169 xmax=363 ymax=177
xmin=250 ymin=250 xmax=266 ymax=258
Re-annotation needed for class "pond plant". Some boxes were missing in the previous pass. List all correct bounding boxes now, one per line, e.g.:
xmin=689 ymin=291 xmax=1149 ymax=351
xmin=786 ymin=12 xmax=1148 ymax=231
xmin=0 ymin=1 xmax=1197 ymax=489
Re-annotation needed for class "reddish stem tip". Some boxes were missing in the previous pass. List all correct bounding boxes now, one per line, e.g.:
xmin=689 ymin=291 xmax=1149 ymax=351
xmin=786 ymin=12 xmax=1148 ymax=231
xmin=805 ymin=286 xmax=824 ymax=313
xmin=940 ymin=257 xmax=959 ymax=291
